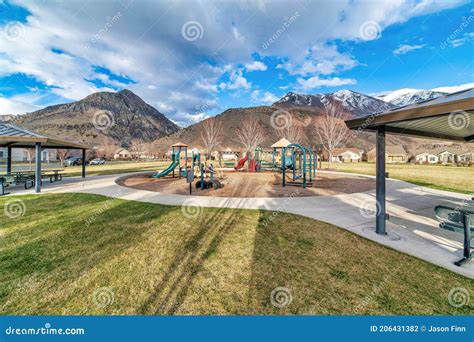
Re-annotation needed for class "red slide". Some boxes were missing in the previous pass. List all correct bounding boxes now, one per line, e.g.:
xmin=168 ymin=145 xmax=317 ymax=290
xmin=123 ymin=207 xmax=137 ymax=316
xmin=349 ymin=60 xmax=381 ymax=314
xmin=234 ymin=154 xmax=248 ymax=170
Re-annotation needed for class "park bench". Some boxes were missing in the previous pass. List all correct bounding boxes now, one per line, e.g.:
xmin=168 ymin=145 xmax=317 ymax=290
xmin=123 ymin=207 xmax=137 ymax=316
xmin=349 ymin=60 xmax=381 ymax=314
xmin=434 ymin=201 xmax=474 ymax=266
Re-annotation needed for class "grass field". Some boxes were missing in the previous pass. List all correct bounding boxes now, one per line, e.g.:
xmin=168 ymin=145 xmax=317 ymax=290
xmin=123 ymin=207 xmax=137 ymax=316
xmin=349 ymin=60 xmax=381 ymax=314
xmin=62 ymin=160 xmax=170 ymax=177
xmin=1 ymin=193 xmax=472 ymax=315
xmin=321 ymin=162 xmax=474 ymax=194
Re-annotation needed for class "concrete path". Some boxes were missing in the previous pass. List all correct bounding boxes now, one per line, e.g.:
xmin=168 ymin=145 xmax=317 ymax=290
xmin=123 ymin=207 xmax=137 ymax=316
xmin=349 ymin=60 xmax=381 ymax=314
xmin=9 ymin=171 xmax=473 ymax=278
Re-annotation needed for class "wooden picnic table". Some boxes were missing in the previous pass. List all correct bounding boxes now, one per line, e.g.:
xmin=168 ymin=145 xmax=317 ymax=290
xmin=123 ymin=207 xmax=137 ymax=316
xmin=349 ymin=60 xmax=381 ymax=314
xmin=11 ymin=169 xmax=65 ymax=183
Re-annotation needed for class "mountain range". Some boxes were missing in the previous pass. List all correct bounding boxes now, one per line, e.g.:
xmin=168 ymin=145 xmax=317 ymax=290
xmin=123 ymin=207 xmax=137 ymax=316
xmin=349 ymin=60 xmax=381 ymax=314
xmin=0 ymin=86 xmax=465 ymax=152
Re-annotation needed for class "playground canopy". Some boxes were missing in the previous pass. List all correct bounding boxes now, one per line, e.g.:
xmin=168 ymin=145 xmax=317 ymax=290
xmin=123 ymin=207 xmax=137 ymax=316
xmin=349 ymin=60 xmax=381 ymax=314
xmin=271 ymin=138 xmax=291 ymax=148
xmin=345 ymin=88 xmax=474 ymax=235
xmin=171 ymin=142 xmax=189 ymax=147
xmin=0 ymin=123 xmax=89 ymax=193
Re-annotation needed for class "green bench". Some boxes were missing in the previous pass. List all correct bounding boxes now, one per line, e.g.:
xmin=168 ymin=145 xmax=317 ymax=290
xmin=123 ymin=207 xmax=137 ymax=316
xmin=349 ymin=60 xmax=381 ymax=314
xmin=434 ymin=201 xmax=474 ymax=266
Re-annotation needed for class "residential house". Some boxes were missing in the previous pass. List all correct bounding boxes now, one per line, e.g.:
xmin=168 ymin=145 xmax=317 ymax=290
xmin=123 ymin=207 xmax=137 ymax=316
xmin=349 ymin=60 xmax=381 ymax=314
xmin=0 ymin=147 xmax=57 ymax=163
xmin=413 ymin=151 xmax=439 ymax=164
xmin=367 ymin=145 xmax=407 ymax=163
xmin=459 ymin=151 xmax=474 ymax=163
xmin=330 ymin=148 xmax=364 ymax=163
xmin=113 ymin=148 xmax=132 ymax=160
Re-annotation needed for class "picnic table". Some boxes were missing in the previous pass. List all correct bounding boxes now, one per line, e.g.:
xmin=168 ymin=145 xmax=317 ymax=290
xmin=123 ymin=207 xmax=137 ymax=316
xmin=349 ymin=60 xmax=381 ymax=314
xmin=15 ymin=169 xmax=65 ymax=183
xmin=435 ymin=199 xmax=474 ymax=266
xmin=0 ymin=169 xmax=65 ymax=196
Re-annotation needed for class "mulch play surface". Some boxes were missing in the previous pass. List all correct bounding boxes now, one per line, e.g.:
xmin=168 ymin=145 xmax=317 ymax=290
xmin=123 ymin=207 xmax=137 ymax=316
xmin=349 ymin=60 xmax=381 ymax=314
xmin=117 ymin=171 xmax=375 ymax=197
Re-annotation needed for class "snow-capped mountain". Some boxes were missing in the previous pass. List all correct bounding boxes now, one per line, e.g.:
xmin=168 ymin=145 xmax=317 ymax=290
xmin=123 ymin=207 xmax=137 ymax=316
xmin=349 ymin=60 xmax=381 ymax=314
xmin=375 ymin=88 xmax=447 ymax=107
xmin=274 ymin=90 xmax=395 ymax=117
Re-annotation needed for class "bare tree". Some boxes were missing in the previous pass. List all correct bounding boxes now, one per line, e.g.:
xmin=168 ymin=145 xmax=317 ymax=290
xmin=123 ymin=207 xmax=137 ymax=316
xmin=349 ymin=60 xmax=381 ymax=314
xmin=23 ymin=148 xmax=35 ymax=170
xmin=200 ymin=117 xmax=224 ymax=159
xmin=56 ymin=149 xmax=69 ymax=165
xmin=100 ymin=138 xmax=118 ymax=159
xmin=314 ymin=102 xmax=352 ymax=168
xmin=129 ymin=138 xmax=146 ymax=160
xmin=276 ymin=124 xmax=306 ymax=144
xmin=235 ymin=116 xmax=266 ymax=159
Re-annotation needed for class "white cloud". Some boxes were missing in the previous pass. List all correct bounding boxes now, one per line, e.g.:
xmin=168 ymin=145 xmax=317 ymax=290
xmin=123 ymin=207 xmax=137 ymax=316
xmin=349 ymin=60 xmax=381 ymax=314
xmin=431 ymin=83 xmax=474 ymax=93
xmin=393 ymin=44 xmax=426 ymax=55
xmin=0 ymin=0 xmax=467 ymax=122
xmin=226 ymin=69 xmax=251 ymax=90
xmin=251 ymin=89 xmax=279 ymax=104
xmin=297 ymin=76 xmax=356 ymax=90
xmin=0 ymin=95 xmax=41 ymax=114
xmin=245 ymin=61 xmax=267 ymax=72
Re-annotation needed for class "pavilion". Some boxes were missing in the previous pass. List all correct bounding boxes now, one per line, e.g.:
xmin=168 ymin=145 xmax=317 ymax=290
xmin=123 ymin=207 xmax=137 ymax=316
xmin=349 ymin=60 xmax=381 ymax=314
xmin=345 ymin=88 xmax=473 ymax=235
xmin=0 ymin=123 xmax=89 ymax=193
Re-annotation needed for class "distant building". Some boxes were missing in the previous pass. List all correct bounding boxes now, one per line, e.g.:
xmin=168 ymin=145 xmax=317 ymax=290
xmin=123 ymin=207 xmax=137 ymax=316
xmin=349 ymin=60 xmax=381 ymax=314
xmin=330 ymin=148 xmax=364 ymax=163
xmin=413 ymin=151 xmax=439 ymax=164
xmin=411 ymin=147 xmax=468 ymax=164
xmin=459 ymin=151 xmax=474 ymax=163
xmin=113 ymin=148 xmax=132 ymax=159
xmin=367 ymin=145 xmax=407 ymax=163
xmin=221 ymin=147 xmax=238 ymax=160
xmin=0 ymin=147 xmax=57 ymax=163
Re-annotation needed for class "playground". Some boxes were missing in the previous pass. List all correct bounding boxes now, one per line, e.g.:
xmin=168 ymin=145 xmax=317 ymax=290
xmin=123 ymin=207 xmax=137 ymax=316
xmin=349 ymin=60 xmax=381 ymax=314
xmin=118 ymin=171 xmax=374 ymax=197
xmin=118 ymin=139 xmax=375 ymax=197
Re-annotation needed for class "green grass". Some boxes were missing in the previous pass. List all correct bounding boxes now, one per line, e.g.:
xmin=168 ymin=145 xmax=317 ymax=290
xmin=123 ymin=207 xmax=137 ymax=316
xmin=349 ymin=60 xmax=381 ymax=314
xmin=320 ymin=162 xmax=474 ymax=194
xmin=1 ymin=194 xmax=472 ymax=315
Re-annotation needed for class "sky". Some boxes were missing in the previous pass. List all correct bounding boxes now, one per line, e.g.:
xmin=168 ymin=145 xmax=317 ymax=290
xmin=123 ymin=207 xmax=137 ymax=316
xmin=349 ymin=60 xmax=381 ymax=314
xmin=0 ymin=0 xmax=473 ymax=126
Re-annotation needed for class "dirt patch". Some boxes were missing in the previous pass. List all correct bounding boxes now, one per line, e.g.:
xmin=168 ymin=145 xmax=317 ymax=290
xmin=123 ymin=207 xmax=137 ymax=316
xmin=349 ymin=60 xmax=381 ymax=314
xmin=117 ymin=171 xmax=375 ymax=197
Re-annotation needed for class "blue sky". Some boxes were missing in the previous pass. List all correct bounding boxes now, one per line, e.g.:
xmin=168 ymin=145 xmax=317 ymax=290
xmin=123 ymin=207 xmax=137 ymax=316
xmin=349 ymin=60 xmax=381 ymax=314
xmin=0 ymin=0 xmax=473 ymax=126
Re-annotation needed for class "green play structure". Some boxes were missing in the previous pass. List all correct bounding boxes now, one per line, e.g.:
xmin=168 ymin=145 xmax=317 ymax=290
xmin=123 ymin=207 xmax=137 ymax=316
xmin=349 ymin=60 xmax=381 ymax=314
xmin=152 ymin=142 xmax=189 ymax=179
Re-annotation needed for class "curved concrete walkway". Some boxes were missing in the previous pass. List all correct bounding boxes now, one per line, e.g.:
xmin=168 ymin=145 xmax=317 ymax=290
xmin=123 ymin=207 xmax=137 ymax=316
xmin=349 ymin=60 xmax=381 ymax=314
xmin=11 ymin=171 xmax=473 ymax=278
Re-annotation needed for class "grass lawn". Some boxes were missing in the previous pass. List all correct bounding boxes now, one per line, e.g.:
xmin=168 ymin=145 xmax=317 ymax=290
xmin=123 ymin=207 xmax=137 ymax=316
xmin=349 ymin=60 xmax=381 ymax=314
xmin=1 ymin=193 xmax=472 ymax=315
xmin=320 ymin=162 xmax=474 ymax=194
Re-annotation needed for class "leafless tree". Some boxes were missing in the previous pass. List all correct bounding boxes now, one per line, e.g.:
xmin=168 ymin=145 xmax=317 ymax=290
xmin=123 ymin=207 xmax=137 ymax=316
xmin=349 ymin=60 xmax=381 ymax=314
xmin=56 ymin=149 xmax=69 ymax=165
xmin=314 ymin=102 xmax=352 ymax=168
xmin=200 ymin=117 xmax=224 ymax=159
xmin=236 ymin=116 xmax=266 ymax=159
xmin=129 ymin=138 xmax=146 ymax=160
xmin=100 ymin=138 xmax=118 ymax=159
xmin=23 ymin=148 xmax=35 ymax=170
xmin=276 ymin=124 xmax=306 ymax=144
